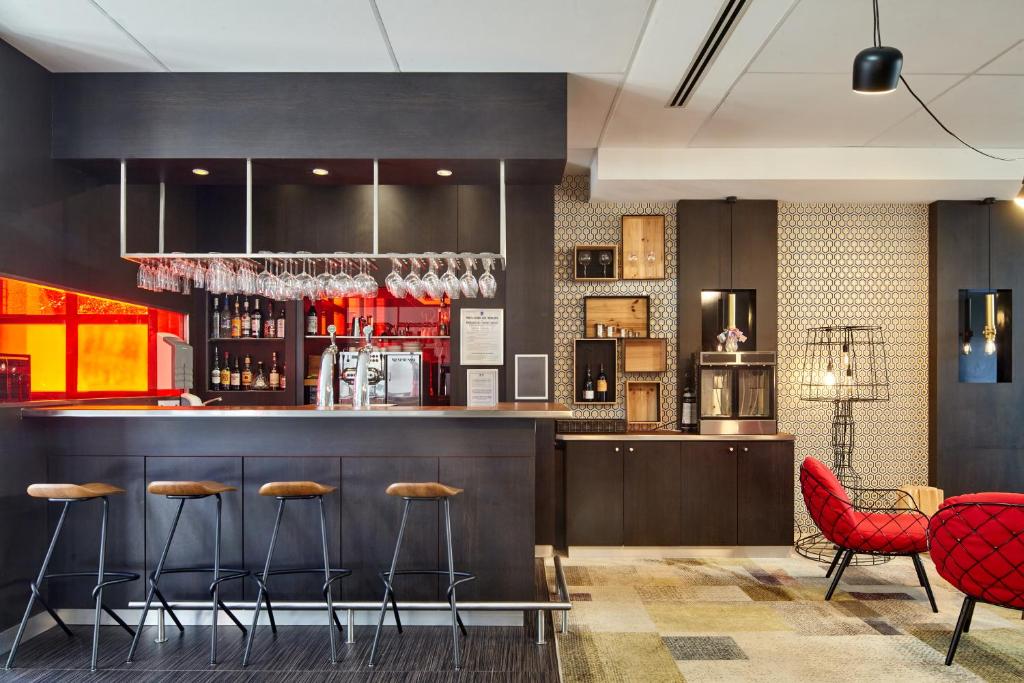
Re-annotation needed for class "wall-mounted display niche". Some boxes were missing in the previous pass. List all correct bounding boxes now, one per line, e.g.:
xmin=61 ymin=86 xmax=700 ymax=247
xmin=959 ymin=289 xmax=1012 ymax=383
xmin=701 ymin=289 xmax=756 ymax=351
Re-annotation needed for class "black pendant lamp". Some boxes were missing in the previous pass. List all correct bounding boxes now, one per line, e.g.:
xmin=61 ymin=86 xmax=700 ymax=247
xmin=1015 ymin=177 xmax=1024 ymax=208
xmin=853 ymin=0 xmax=902 ymax=93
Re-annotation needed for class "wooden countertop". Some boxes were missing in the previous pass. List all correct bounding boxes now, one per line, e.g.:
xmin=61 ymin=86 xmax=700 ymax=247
xmin=22 ymin=402 xmax=573 ymax=419
xmin=556 ymin=430 xmax=795 ymax=442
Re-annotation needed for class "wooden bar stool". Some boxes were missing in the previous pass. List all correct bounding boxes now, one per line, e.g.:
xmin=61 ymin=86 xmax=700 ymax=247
xmin=5 ymin=483 xmax=139 ymax=672
xmin=242 ymin=481 xmax=351 ymax=666
xmin=126 ymin=481 xmax=249 ymax=666
xmin=368 ymin=482 xmax=476 ymax=671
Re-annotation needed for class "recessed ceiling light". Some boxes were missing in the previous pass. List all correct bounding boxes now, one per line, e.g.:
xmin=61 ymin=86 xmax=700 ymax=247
xmin=312 ymin=168 xmax=329 ymax=176
xmin=191 ymin=168 xmax=210 ymax=176
xmin=436 ymin=169 xmax=453 ymax=177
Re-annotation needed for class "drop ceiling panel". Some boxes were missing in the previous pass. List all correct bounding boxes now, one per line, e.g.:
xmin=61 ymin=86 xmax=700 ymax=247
xmin=567 ymin=73 xmax=621 ymax=148
xmin=93 ymin=0 xmax=394 ymax=71
xmin=750 ymin=0 xmax=1024 ymax=75
xmin=0 ymin=0 xmax=162 ymax=72
xmin=870 ymin=75 xmax=1024 ymax=148
xmin=980 ymin=40 xmax=1024 ymax=74
xmin=690 ymin=73 xmax=959 ymax=147
xmin=374 ymin=0 xmax=651 ymax=72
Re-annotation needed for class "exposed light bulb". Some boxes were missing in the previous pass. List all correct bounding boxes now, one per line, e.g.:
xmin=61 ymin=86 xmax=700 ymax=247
xmin=1015 ymin=180 xmax=1024 ymax=208
xmin=962 ymin=341 xmax=972 ymax=356
xmin=823 ymin=362 xmax=837 ymax=386
xmin=985 ymin=339 xmax=997 ymax=355
xmin=841 ymin=343 xmax=850 ymax=369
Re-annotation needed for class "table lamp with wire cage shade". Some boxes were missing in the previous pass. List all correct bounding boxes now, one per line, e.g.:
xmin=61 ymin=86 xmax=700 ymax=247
xmin=796 ymin=325 xmax=892 ymax=563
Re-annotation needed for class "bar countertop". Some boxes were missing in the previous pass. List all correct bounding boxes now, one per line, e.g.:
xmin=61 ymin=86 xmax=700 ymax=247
xmin=557 ymin=430 xmax=795 ymax=442
xmin=21 ymin=402 xmax=572 ymax=419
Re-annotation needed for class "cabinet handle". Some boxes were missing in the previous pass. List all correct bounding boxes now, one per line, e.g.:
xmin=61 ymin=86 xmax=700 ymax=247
xmin=628 ymin=447 xmax=635 ymax=453
xmin=728 ymin=447 xmax=735 ymax=452
xmin=614 ymin=447 xmax=620 ymax=452
xmin=742 ymin=447 xmax=749 ymax=453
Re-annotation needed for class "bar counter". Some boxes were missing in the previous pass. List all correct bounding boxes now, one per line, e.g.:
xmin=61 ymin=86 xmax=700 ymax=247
xmin=11 ymin=402 xmax=570 ymax=614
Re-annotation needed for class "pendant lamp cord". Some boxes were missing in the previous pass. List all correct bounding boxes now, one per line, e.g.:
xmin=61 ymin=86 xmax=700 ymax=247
xmin=988 ymin=201 xmax=992 ymax=291
xmin=873 ymin=0 xmax=1023 ymax=163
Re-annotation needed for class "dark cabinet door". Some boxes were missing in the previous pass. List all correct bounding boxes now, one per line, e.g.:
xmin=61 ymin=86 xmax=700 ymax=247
xmin=624 ymin=442 xmax=681 ymax=545
xmin=737 ymin=441 xmax=795 ymax=545
xmin=566 ymin=442 xmax=623 ymax=546
xmin=680 ymin=442 xmax=737 ymax=545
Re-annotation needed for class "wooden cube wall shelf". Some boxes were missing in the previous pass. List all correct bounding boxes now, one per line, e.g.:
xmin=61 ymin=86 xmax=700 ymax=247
xmin=584 ymin=296 xmax=650 ymax=338
xmin=573 ymin=244 xmax=618 ymax=281
xmin=626 ymin=381 xmax=662 ymax=425
xmin=621 ymin=215 xmax=665 ymax=280
xmin=623 ymin=338 xmax=667 ymax=373
xmin=573 ymin=338 xmax=617 ymax=404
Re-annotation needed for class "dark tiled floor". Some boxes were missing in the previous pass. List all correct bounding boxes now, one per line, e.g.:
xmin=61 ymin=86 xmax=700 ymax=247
xmin=1 ymin=622 xmax=559 ymax=682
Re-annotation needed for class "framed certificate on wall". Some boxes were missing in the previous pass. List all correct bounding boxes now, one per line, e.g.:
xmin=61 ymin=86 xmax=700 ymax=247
xmin=460 ymin=308 xmax=504 ymax=366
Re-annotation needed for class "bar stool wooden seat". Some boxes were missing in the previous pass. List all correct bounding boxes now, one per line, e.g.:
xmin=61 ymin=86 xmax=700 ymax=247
xmin=369 ymin=481 xmax=476 ymax=671
xmin=6 ymin=482 xmax=139 ymax=672
xmin=126 ymin=480 xmax=249 ymax=666
xmin=242 ymin=480 xmax=351 ymax=666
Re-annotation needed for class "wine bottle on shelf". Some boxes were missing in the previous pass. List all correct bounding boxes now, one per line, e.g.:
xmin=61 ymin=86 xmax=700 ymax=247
xmin=253 ymin=361 xmax=269 ymax=390
xmin=263 ymin=302 xmax=275 ymax=338
xmin=596 ymin=364 xmax=608 ymax=402
xmin=305 ymin=301 xmax=318 ymax=335
xmin=211 ymin=347 xmax=221 ymax=390
xmin=219 ymin=297 xmax=231 ymax=339
xmin=269 ymin=352 xmax=281 ymax=390
xmin=241 ymin=354 xmax=253 ymax=390
xmin=583 ymin=364 xmax=595 ymax=402
xmin=211 ymin=297 xmax=221 ymax=339
xmin=241 ymin=299 xmax=251 ymax=338
xmin=231 ymin=298 xmax=242 ymax=338
xmin=279 ymin=363 xmax=287 ymax=391
xmin=249 ymin=301 xmax=262 ymax=339
xmin=221 ymin=352 xmax=231 ymax=389
xmin=276 ymin=305 xmax=286 ymax=338
xmin=230 ymin=355 xmax=241 ymax=390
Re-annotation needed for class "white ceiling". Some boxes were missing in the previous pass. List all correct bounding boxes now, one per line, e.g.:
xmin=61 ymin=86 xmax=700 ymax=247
xmin=1 ymin=0 xmax=1022 ymax=201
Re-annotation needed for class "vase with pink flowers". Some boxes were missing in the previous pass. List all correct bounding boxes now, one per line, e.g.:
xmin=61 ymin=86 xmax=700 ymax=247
xmin=717 ymin=327 xmax=747 ymax=352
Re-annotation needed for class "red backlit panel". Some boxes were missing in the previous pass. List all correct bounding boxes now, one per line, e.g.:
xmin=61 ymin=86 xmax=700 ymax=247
xmin=0 ymin=275 xmax=186 ymax=401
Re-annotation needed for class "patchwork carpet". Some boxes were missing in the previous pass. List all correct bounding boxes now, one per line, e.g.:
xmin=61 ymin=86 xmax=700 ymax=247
xmin=550 ymin=554 xmax=1024 ymax=682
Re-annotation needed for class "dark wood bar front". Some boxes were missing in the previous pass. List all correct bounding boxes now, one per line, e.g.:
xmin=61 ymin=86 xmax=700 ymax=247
xmin=20 ymin=404 xmax=569 ymax=610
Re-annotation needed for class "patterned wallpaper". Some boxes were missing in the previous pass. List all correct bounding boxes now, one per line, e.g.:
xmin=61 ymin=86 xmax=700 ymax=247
xmin=777 ymin=202 xmax=930 ymax=526
xmin=554 ymin=176 xmax=679 ymax=423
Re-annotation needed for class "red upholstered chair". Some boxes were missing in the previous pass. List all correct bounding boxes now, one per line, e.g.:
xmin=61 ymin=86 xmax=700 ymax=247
xmin=929 ymin=493 xmax=1024 ymax=665
xmin=800 ymin=457 xmax=937 ymax=610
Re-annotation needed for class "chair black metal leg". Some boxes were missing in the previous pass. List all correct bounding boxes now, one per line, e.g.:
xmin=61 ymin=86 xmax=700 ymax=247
xmin=389 ymin=586 xmax=403 ymax=634
xmin=825 ymin=547 xmax=843 ymax=578
xmin=6 ymin=501 xmax=71 ymax=671
xmin=318 ymin=496 xmax=338 ymax=664
xmin=911 ymin=554 xmax=938 ymax=613
xmin=217 ymin=601 xmax=247 ymax=634
xmin=962 ymin=598 xmax=976 ymax=633
xmin=369 ymin=499 xmax=411 ymax=668
xmin=825 ymin=549 xmax=854 ymax=601
xmin=102 ymin=605 xmax=135 ymax=637
xmin=153 ymin=588 xmax=184 ymax=632
xmin=443 ymin=498 xmax=461 ymax=671
xmin=90 ymin=497 xmax=109 ymax=671
xmin=264 ymin=592 xmax=278 ymax=634
xmin=946 ymin=597 xmax=974 ymax=665
xmin=210 ymin=493 xmax=222 ymax=665
xmin=127 ymin=498 xmax=185 ymax=663
xmin=35 ymin=594 xmax=73 ymax=637
xmin=242 ymin=498 xmax=285 ymax=667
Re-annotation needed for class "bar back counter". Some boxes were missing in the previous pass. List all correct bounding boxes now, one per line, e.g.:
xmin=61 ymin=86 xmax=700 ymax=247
xmin=14 ymin=403 xmax=569 ymax=616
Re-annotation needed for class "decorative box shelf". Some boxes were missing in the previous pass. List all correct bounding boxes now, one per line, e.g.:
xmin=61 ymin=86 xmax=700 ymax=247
xmin=621 ymin=215 xmax=665 ymax=280
xmin=573 ymin=338 xmax=617 ymax=405
xmin=626 ymin=381 xmax=662 ymax=425
xmin=624 ymin=338 xmax=667 ymax=373
xmin=573 ymin=244 xmax=618 ymax=281
xmin=583 ymin=296 xmax=650 ymax=338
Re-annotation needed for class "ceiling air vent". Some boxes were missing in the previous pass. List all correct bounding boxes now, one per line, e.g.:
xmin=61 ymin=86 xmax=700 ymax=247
xmin=668 ymin=0 xmax=750 ymax=108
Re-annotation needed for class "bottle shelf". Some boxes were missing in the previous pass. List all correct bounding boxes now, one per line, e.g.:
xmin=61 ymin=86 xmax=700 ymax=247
xmin=303 ymin=335 xmax=450 ymax=340
xmin=208 ymin=337 xmax=286 ymax=342
xmin=207 ymin=389 xmax=287 ymax=394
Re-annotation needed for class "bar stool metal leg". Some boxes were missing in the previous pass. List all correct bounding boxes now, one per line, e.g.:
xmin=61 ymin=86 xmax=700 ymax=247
xmin=242 ymin=498 xmax=286 ymax=667
xmin=369 ymin=498 xmax=411 ymax=668
xmin=127 ymin=498 xmax=185 ymax=663
xmin=210 ymin=493 xmax=222 ymax=665
xmin=5 ymin=501 xmax=71 ymax=671
xmin=318 ymin=496 xmax=339 ymax=664
xmin=90 ymin=497 xmax=109 ymax=672
xmin=443 ymin=498 xmax=461 ymax=671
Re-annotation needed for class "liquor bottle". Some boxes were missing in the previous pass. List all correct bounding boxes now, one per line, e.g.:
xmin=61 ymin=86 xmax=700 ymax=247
xmin=221 ymin=352 xmax=231 ymax=389
xmin=596 ymin=364 xmax=608 ymax=402
xmin=305 ymin=301 xmax=318 ymax=335
xmin=211 ymin=297 xmax=221 ymax=339
xmin=279 ymin=363 xmax=287 ymax=391
xmin=219 ymin=297 xmax=231 ymax=339
xmin=276 ymin=305 xmax=286 ymax=338
xmin=230 ymin=355 xmax=241 ymax=390
xmin=231 ymin=297 xmax=242 ymax=338
xmin=241 ymin=354 xmax=253 ymax=390
xmin=211 ymin=347 xmax=221 ymax=390
xmin=269 ymin=352 xmax=281 ymax=390
xmin=263 ymin=303 xmax=275 ymax=338
xmin=252 ymin=361 xmax=269 ymax=390
xmin=241 ymin=299 xmax=251 ymax=338
xmin=583 ymin=365 xmax=595 ymax=401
